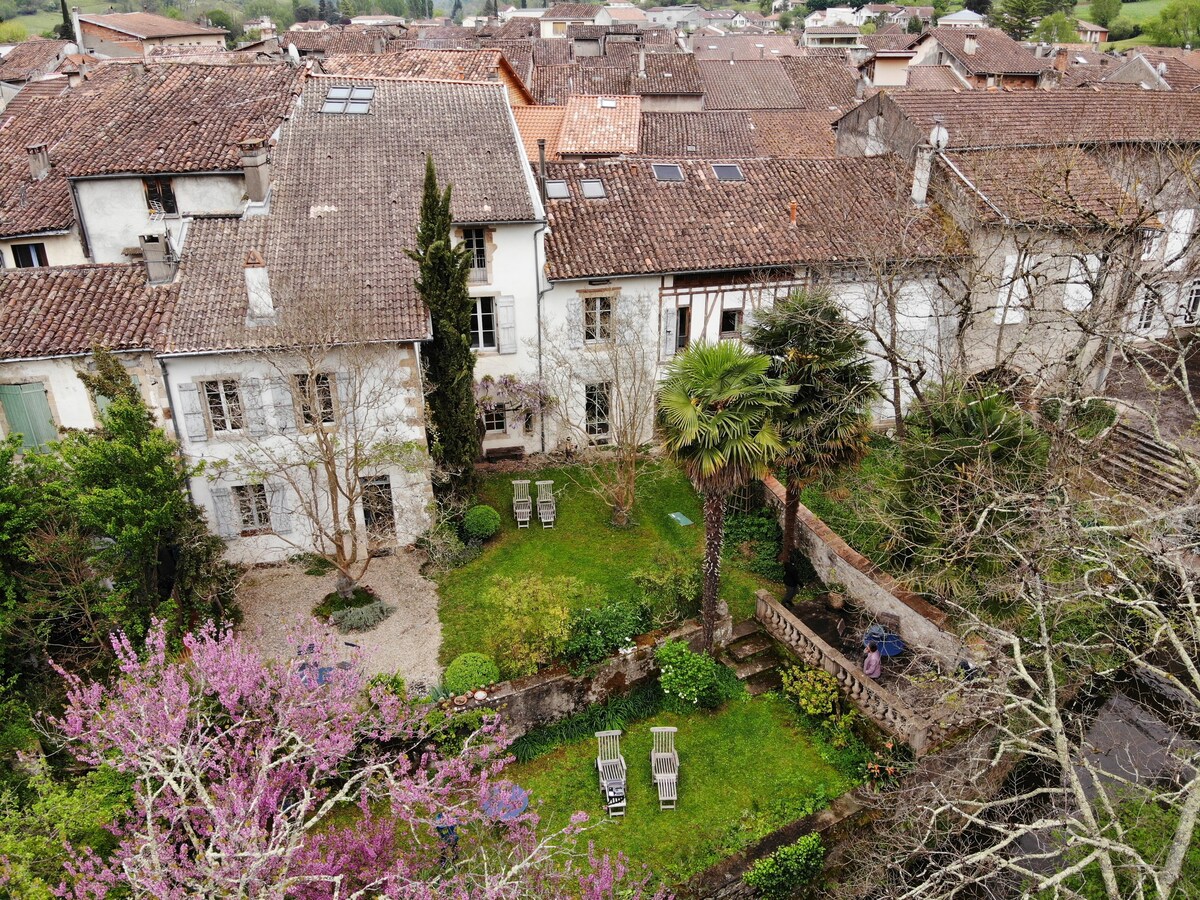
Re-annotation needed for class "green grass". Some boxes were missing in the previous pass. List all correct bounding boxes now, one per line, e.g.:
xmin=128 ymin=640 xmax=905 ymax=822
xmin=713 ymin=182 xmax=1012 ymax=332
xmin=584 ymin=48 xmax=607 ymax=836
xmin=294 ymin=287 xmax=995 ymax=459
xmin=1074 ymin=0 xmax=1168 ymax=23
xmin=509 ymin=695 xmax=859 ymax=884
xmin=313 ymin=585 xmax=375 ymax=621
xmin=435 ymin=464 xmax=778 ymax=666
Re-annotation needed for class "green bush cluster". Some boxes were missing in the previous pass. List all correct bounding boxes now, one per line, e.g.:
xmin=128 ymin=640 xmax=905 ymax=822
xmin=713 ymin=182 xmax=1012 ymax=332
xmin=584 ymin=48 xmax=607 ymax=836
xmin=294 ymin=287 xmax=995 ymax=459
xmin=416 ymin=520 xmax=482 ymax=571
xmin=1039 ymin=397 xmax=1117 ymax=442
xmin=630 ymin=554 xmax=702 ymax=625
xmin=781 ymin=666 xmax=840 ymax=718
xmin=462 ymin=504 xmax=501 ymax=542
xmin=723 ymin=509 xmax=786 ymax=581
xmin=485 ymin=575 xmax=596 ymax=677
xmin=655 ymin=639 xmax=743 ymax=712
xmin=443 ymin=652 xmax=501 ymax=695
xmin=329 ymin=600 xmax=396 ymax=633
xmin=423 ymin=706 xmax=487 ymax=757
xmin=509 ymin=682 xmax=664 ymax=763
xmin=367 ymin=671 xmax=407 ymax=699
xmin=563 ymin=598 xmax=650 ymax=673
xmin=743 ymin=832 xmax=826 ymax=899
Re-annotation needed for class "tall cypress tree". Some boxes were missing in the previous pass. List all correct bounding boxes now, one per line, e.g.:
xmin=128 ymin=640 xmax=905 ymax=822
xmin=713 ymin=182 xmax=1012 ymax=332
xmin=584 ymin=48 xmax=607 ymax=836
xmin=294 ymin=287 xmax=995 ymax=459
xmin=409 ymin=157 xmax=479 ymax=500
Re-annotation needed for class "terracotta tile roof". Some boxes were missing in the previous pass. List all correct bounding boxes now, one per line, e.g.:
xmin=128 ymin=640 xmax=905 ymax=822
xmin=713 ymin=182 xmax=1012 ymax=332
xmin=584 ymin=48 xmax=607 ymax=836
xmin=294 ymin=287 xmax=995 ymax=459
xmin=566 ymin=24 xmax=609 ymax=38
xmin=557 ymin=94 xmax=640 ymax=154
xmin=494 ymin=17 xmax=539 ymax=39
xmin=779 ymin=54 xmax=858 ymax=112
xmin=632 ymin=52 xmax=702 ymax=94
xmin=512 ymin=105 xmax=567 ymax=159
xmin=167 ymin=77 xmax=536 ymax=353
xmin=637 ymin=109 xmax=835 ymax=158
xmin=0 ymin=39 xmax=70 ymax=84
xmin=2 ymin=72 xmax=69 ymax=118
xmin=861 ymin=30 xmax=918 ymax=53
xmin=543 ymin=156 xmax=949 ymax=280
xmin=531 ymin=63 xmax=631 ymax=103
xmin=480 ymin=39 xmax=535 ymax=81
xmin=78 ymin=11 xmax=227 ymax=38
xmin=0 ymin=264 xmax=174 ymax=359
xmin=696 ymin=59 xmax=802 ymax=108
xmin=531 ymin=38 xmax=573 ymax=66
xmin=281 ymin=26 xmax=386 ymax=54
xmin=804 ymin=25 xmax=861 ymax=34
xmin=692 ymin=35 xmax=802 ymax=61
xmin=1137 ymin=49 xmax=1200 ymax=91
xmin=938 ymin=147 xmax=1142 ymax=228
xmin=318 ymin=48 xmax=533 ymax=101
xmin=919 ymin=27 xmax=1047 ymax=76
xmin=604 ymin=6 xmax=648 ymax=20
xmin=902 ymin=64 xmax=970 ymax=90
xmin=878 ymin=90 xmax=1200 ymax=147
xmin=543 ymin=3 xmax=601 ymax=20
xmin=140 ymin=46 xmax=266 ymax=64
xmin=416 ymin=24 xmax=478 ymax=41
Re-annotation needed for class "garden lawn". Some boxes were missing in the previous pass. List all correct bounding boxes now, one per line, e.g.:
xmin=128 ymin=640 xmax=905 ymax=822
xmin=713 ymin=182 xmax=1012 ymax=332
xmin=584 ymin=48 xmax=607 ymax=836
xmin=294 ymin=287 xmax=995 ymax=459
xmin=510 ymin=695 xmax=858 ymax=884
xmin=436 ymin=464 xmax=777 ymax=665
xmin=1074 ymin=0 xmax=1169 ymax=23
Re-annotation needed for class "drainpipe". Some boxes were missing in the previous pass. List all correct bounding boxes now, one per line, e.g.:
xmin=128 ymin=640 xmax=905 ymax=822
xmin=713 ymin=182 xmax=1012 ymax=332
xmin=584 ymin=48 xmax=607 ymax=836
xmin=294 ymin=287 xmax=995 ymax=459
xmin=534 ymin=217 xmax=548 ymax=454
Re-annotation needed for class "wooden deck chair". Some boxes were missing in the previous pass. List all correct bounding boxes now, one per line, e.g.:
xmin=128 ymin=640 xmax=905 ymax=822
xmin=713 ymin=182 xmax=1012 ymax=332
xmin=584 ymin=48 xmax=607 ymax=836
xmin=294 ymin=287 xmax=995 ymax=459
xmin=536 ymin=480 xmax=556 ymax=528
xmin=650 ymin=726 xmax=678 ymax=810
xmin=512 ymin=480 xmax=532 ymax=528
xmin=595 ymin=730 xmax=627 ymax=817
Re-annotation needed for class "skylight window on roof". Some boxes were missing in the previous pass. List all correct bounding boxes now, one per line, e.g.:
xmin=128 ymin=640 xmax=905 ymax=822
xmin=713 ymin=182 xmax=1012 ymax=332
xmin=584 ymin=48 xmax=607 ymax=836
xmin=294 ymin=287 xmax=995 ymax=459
xmin=581 ymin=179 xmax=606 ymax=199
xmin=712 ymin=164 xmax=743 ymax=182
xmin=322 ymin=85 xmax=375 ymax=114
xmin=598 ymin=97 xmax=618 ymax=108
xmin=545 ymin=179 xmax=570 ymax=199
xmin=652 ymin=164 xmax=684 ymax=182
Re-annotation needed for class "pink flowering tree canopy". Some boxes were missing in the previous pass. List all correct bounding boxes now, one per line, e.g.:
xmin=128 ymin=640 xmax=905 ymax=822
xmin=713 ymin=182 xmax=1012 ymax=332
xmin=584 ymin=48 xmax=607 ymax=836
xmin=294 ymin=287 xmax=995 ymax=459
xmin=50 ymin=622 xmax=668 ymax=900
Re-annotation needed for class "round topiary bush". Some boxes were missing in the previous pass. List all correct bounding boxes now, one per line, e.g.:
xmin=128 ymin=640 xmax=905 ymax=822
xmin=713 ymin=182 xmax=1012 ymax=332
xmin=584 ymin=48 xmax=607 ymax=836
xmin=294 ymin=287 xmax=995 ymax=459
xmin=444 ymin=652 xmax=500 ymax=695
xmin=463 ymin=505 xmax=502 ymax=542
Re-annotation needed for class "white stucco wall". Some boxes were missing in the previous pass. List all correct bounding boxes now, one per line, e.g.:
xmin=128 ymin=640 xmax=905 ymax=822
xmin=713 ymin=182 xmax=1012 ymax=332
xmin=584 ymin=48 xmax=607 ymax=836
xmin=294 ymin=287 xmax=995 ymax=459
xmin=0 ymin=230 xmax=88 ymax=268
xmin=75 ymin=173 xmax=246 ymax=263
xmin=162 ymin=345 xmax=432 ymax=565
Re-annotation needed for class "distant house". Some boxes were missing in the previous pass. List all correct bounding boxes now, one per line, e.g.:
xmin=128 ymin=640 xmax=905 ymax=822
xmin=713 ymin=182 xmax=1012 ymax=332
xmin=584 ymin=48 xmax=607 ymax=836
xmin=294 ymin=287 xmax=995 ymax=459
xmin=802 ymin=25 xmax=863 ymax=49
xmin=73 ymin=11 xmax=227 ymax=57
xmin=804 ymin=6 xmax=864 ymax=28
xmin=541 ymin=4 xmax=601 ymax=38
xmin=595 ymin=5 xmax=649 ymax=28
xmin=934 ymin=8 xmax=987 ymax=28
xmin=645 ymin=5 xmax=704 ymax=31
xmin=908 ymin=26 xmax=1048 ymax=89
xmin=1099 ymin=49 xmax=1200 ymax=91
xmin=0 ymin=38 xmax=75 ymax=110
xmin=886 ymin=5 xmax=934 ymax=28
xmin=1074 ymin=19 xmax=1108 ymax=45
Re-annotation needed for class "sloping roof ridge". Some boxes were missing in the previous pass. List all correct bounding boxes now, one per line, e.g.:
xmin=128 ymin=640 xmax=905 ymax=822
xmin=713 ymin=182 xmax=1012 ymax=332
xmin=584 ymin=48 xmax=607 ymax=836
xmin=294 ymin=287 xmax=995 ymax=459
xmin=308 ymin=71 xmax=508 ymax=88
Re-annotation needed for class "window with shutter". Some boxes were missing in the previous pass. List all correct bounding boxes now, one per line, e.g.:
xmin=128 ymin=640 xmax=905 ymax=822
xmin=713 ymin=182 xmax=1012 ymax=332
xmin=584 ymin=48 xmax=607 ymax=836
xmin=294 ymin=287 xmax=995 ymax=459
xmin=0 ymin=382 xmax=55 ymax=450
xmin=232 ymin=484 xmax=271 ymax=535
xmin=202 ymin=380 xmax=244 ymax=433
xmin=294 ymin=373 xmax=336 ymax=426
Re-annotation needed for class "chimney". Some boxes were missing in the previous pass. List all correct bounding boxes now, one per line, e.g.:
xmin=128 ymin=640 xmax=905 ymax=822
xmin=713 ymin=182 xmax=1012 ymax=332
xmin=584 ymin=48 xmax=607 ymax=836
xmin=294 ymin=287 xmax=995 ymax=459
xmin=638 ymin=45 xmax=646 ymax=77
xmin=962 ymin=30 xmax=977 ymax=55
xmin=729 ymin=49 xmax=735 ymax=64
xmin=244 ymin=250 xmax=274 ymax=322
xmin=70 ymin=5 xmax=82 ymax=47
xmin=537 ymin=137 xmax=547 ymax=203
xmin=1054 ymin=48 xmax=1068 ymax=73
xmin=911 ymin=145 xmax=934 ymax=207
xmin=25 ymin=143 xmax=49 ymax=181
xmin=139 ymin=234 xmax=179 ymax=284
xmin=855 ymin=74 xmax=865 ymax=100
xmin=789 ymin=199 xmax=797 ymax=226
xmin=131 ymin=60 xmax=145 ymax=76
xmin=240 ymin=138 xmax=271 ymax=204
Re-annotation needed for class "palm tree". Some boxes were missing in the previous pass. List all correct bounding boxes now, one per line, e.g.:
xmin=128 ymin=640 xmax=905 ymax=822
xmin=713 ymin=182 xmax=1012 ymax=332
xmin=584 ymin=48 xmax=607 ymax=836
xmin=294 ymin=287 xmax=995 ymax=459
xmin=745 ymin=291 xmax=880 ymax=571
xmin=657 ymin=342 xmax=794 ymax=651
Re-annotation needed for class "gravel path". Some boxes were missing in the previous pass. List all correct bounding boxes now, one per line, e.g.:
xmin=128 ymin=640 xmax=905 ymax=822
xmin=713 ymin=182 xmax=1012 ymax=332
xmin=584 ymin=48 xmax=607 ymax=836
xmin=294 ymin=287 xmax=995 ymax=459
xmin=237 ymin=550 xmax=443 ymax=692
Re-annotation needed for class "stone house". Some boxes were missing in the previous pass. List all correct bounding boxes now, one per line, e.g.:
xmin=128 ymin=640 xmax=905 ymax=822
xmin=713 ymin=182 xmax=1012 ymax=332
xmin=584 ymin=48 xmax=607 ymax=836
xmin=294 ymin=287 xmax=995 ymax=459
xmin=73 ymin=11 xmax=227 ymax=58
xmin=906 ymin=27 xmax=1049 ymax=89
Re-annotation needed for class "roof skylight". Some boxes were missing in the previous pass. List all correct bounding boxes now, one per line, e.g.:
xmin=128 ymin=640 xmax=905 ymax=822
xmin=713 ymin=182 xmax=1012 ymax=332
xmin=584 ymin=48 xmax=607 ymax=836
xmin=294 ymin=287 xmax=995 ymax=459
xmin=322 ymin=85 xmax=375 ymax=114
xmin=581 ymin=179 xmax=606 ymax=199
xmin=544 ymin=179 xmax=570 ymax=199
xmin=652 ymin=163 xmax=684 ymax=182
xmin=598 ymin=97 xmax=618 ymax=108
xmin=712 ymin=164 xmax=744 ymax=182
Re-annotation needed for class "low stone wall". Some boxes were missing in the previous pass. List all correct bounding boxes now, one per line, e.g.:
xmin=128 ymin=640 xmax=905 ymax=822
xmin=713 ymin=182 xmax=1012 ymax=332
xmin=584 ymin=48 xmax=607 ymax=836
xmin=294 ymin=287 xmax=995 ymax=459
xmin=756 ymin=591 xmax=934 ymax=755
xmin=762 ymin=476 xmax=963 ymax=665
xmin=463 ymin=607 xmax=733 ymax=740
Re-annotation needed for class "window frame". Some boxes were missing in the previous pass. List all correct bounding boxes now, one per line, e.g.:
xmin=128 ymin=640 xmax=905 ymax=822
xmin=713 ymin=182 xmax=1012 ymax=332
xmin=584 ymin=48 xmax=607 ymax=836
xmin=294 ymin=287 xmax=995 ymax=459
xmin=201 ymin=379 xmax=245 ymax=434
xmin=144 ymin=177 xmax=178 ymax=216
xmin=544 ymin=179 xmax=570 ymax=199
xmin=1136 ymin=288 xmax=1158 ymax=332
xmin=712 ymin=164 xmax=744 ymax=182
xmin=719 ymin=308 xmax=744 ymax=338
xmin=232 ymin=483 xmax=272 ymax=536
xmin=1185 ymin=280 xmax=1200 ymax=325
xmin=585 ymin=381 xmax=611 ymax=440
xmin=652 ymin=163 xmax=685 ymax=182
xmin=321 ymin=84 xmax=375 ymax=114
xmin=482 ymin=406 xmax=507 ymax=434
xmin=12 ymin=242 xmax=47 ymax=268
xmin=462 ymin=227 xmax=488 ymax=275
xmin=293 ymin=372 xmax=336 ymax=428
xmin=584 ymin=294 xmax=614 ymax=343
xmin=580 ymin=179 xmax=606 ymax=199
xmin=361 ymin=475 xmax=396 ymax=536
xmin=470 ymin=296 xmax=498 ymax=351
xmin=0 ymin=381 xmax=55 ymax=450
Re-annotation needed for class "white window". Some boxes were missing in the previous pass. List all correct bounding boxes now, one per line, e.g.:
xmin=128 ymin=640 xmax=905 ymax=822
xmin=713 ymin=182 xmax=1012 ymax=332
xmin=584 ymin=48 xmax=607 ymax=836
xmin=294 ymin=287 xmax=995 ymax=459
xmin=1183 ymin=280 xmax=1200 ymax=324
xmin=470 ymin=296 xmax=497 ymax=350
xmin=1136 ymin=288 xmax=1158 ymax=332
xmin=232 ymin=484 xmax=271 ymax=534
xmin=294 ymin=373 xmax=335 ymax=426
xmin=585 ymin=382 xmax=610 ymax=439
xmin=1063 ymin=255 xmax=1100 ymax=313
xmin=483 ymin=406 xmax=506 ymax=433
xmin=1165 ymin=209 xmax=1196 ymax=270
xmin=994 ymin=254 xmax=1030 ymax=325
xmin=321 ymin=85 xmax=374 ymax=114
xmin=202 ymin=379 xmax=244 ymax=433
xmin=598 ymin=97 xmax=618 ymax=108
xmin=584 ymin=295 xmax=613 ymax=342
xmin=463 ymin=228 xmax=488 ymax=282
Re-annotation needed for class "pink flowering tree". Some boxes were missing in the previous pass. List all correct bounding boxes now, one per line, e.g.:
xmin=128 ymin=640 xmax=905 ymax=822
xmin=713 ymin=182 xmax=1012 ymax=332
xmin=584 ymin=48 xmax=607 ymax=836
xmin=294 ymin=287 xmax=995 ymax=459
xmin=50 ymin=623 xmax=668 ymax=900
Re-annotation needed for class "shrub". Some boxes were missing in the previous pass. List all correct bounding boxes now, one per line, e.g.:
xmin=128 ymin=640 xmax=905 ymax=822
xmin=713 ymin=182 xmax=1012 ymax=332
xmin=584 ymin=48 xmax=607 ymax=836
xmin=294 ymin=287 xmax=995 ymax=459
xmin=290 ymin=552 xmax=335 ymax=576
xmin=443 ymin=652 xmax=500 ymax=695
xmin=416 ymin=522 xmax=481 ymax=571
xmin=423 ymin=706 xmax=486 ymax=756
xmin=1039 ymin=397 xmax=1116 ymax=442
xmin=782 ymin=666 xmax=840 ymax=718
xmin=329 ymin=599 xmax=395 ymax=633
xmin=655 ymin=639 xmax=743 ymax=712
xmin=564 ymin=598 xmax=650 ymax=672
xmin=631 ymin=553 xmax=702 ymax=624
xmin=723 ymin=509 xmax=786 ymax=581
xmin=744 ymin=833 xmax=825 ymax=899
xmin=1106 ymin=15 xmax=1140 ymax=40
xmin=313 ymin=586 xmax=376 ymax=621
xmin=368 ymin=671 xmax=407 ymax=699
xmin=484 ymin=575 xmax=595 ymax=677
xmin=463 ymin=504 xmax=501 ymax=541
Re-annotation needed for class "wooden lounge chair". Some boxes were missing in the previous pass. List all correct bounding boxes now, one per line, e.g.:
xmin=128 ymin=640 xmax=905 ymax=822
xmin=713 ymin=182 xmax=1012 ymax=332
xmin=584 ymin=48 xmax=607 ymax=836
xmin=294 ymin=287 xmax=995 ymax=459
xmin=512 ymin=480 xmax=531 ymax=528
xmin=651 ymin=726 xmax=678 ymax=811
xmin=595 ymin=729 xmax=627 ymax=817
xmin=536 ymin=480 xmax=556 ymax=528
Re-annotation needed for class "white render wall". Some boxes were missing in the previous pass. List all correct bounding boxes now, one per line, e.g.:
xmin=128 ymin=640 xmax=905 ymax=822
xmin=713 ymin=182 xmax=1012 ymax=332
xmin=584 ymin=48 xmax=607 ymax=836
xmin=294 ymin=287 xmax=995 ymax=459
xmin=0 ymin=230 xmax=88 ymax=268
xmin=162 ymin=345 xmax=432 ymax=565
xmin=75 ymin=173 xmax=246 ymax=263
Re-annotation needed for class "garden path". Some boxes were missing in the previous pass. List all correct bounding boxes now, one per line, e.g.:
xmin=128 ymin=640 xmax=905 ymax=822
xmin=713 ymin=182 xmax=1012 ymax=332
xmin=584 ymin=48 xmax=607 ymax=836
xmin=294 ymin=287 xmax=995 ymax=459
xmin=237 ymin=551 xmax=443 ymax=691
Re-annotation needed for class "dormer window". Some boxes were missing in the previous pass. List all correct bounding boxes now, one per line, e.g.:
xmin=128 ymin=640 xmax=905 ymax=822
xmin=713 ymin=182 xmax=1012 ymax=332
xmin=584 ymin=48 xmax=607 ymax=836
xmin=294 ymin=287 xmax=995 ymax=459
xmin=321 ymin=85 xmax=374 ymax=114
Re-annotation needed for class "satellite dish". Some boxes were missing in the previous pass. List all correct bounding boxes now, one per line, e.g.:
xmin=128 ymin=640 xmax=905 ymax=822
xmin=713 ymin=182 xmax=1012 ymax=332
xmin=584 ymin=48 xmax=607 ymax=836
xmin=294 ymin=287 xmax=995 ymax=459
xmin=929 ymin=123 xmax=949 ymax=150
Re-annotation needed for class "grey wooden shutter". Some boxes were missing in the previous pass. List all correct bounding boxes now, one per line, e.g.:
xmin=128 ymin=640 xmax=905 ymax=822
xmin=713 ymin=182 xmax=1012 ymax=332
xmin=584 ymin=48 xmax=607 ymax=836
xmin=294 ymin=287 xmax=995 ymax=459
xmin=269 ymin=376 xmax=296 ymax=432
xmin=567 ymin=298 xmax=584 ymax=350
xmin=177 ymin=382 xmax=208 ymax=443
xmin=266 ymin=482 xmax=292 ymax=535
xmin=242 ymin=378 xmax=268 ymax=436
xmin=661 ymin=306 xmax=676 ymax=358
xmin=210 ymin=486 xmax=237 ymax=538
xmin=335 ymin=371 xmax=355 ymax=428
xmin=496 ymin=296 xmax=517 ymax=354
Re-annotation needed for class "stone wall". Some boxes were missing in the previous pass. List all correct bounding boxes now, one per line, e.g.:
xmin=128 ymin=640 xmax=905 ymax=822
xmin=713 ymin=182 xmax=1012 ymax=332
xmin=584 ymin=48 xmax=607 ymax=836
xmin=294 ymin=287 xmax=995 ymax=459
xmin=462 ymin=606 xmax=733 ymax=739
xmin=763 ymin=476 xmax=964 ymax=665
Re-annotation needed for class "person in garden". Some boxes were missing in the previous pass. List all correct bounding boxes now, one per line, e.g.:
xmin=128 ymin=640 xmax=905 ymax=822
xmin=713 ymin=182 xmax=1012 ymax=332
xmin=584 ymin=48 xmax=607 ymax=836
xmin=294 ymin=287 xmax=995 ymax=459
xmin=864 ymin=641 xmax=882 ymax=680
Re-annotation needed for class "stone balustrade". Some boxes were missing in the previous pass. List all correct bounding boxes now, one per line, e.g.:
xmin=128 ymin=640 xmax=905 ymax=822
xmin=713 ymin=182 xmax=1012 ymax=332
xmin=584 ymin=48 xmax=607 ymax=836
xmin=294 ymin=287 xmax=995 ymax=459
xmin=755 ymin=590 xmax=933 ymax=755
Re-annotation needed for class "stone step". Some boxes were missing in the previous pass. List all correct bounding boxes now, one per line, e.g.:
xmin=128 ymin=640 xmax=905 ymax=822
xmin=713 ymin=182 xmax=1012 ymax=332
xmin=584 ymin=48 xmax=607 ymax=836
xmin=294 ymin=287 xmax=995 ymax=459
xmin=726 ymin=632 xmax=774 ymax=662
xmin=730 ymin=619 xmax=761 ymax=641
xmin=744 ymin=668 xmax=782 ymax=697
xmin=729 ymin=650 xmax=782 ymax=682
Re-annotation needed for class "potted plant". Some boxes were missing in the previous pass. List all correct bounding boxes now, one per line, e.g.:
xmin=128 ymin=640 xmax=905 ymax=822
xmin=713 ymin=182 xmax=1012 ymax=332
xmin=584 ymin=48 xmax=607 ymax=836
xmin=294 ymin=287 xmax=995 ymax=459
xmin=825 ymin=581 xmax=848 ymax=610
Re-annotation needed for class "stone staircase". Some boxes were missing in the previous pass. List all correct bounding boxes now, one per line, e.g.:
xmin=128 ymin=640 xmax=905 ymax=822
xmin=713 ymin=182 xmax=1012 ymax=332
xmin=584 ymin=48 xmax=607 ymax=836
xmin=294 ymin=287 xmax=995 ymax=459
xmin=1096 ymin=422 xmax=1195 ymax=503
xmin=721 ymin=619 xmax=783 ymax=696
